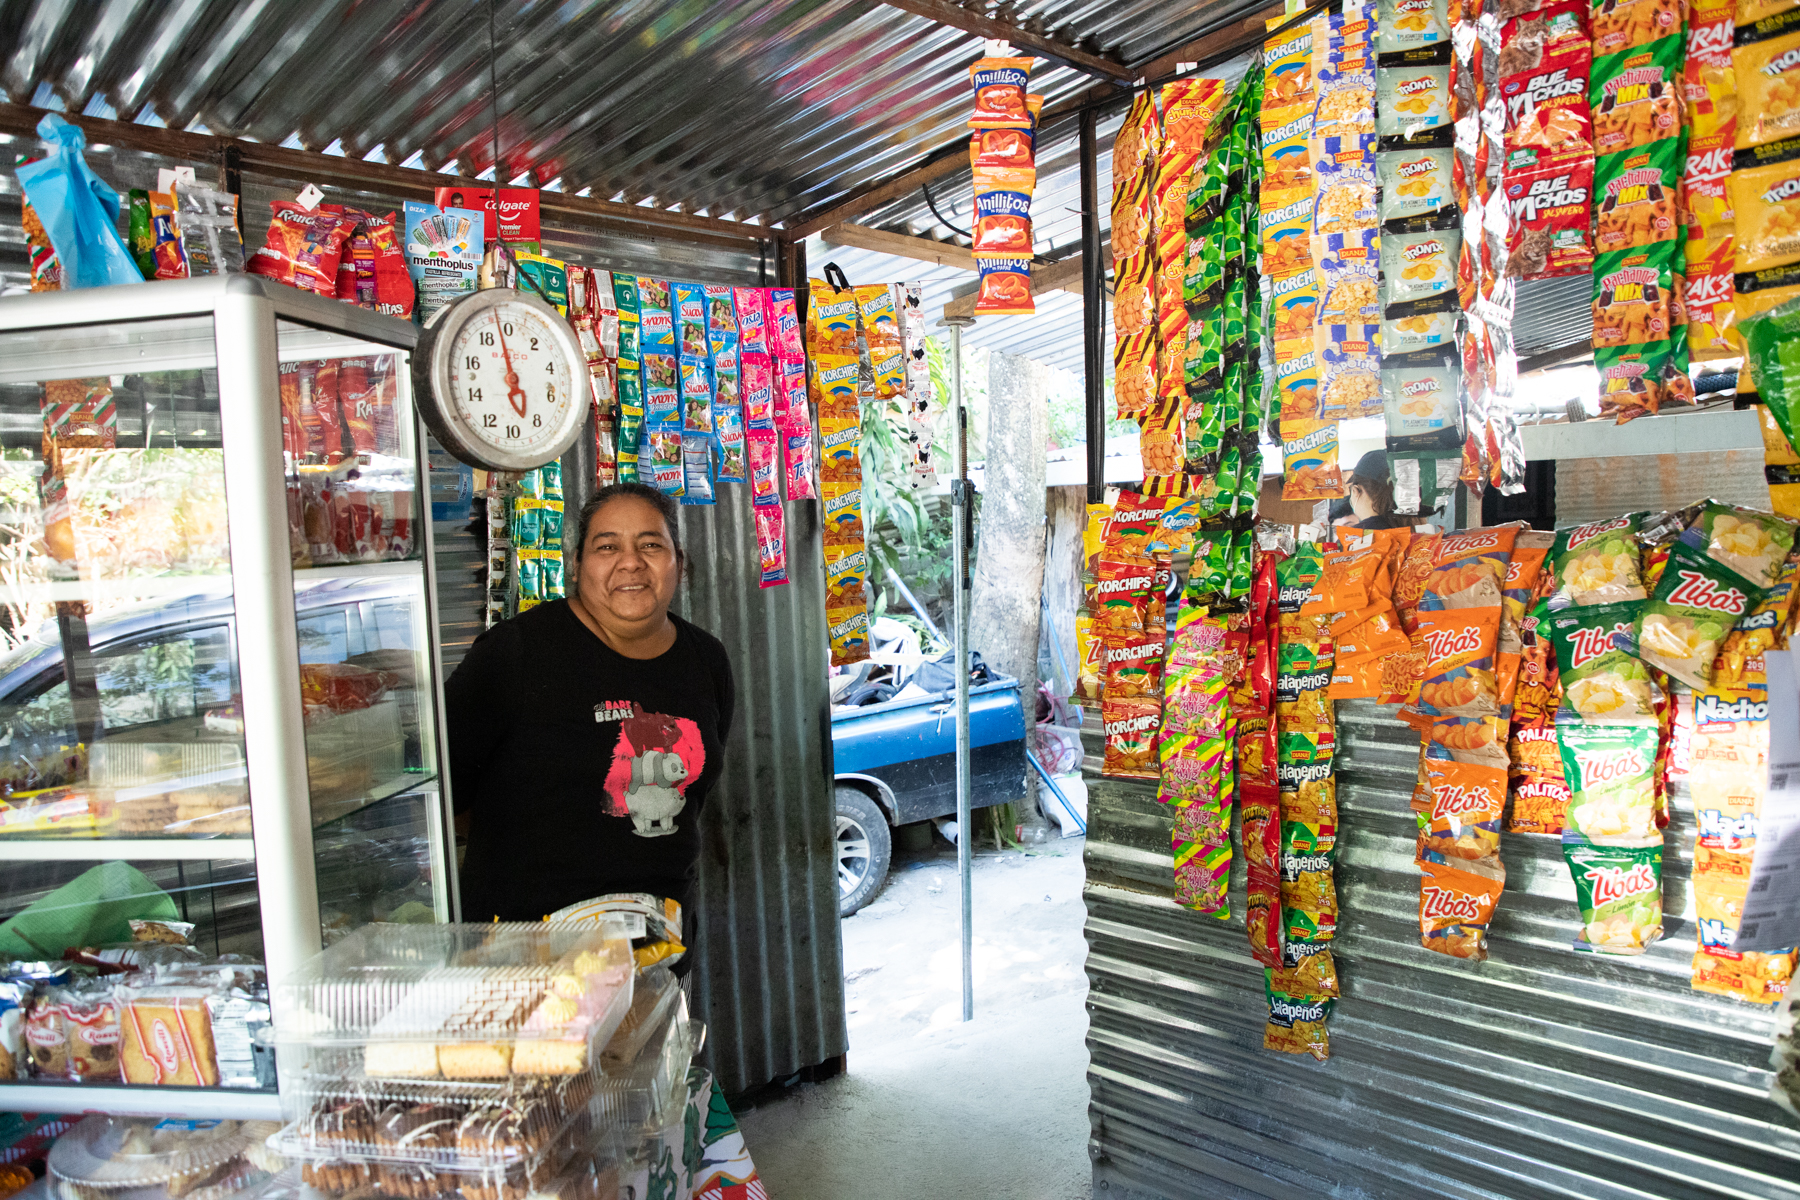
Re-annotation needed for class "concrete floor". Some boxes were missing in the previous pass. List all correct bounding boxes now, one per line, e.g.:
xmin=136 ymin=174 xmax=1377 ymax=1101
xmin=735 ymin=834 xmax=1094 ymax=1200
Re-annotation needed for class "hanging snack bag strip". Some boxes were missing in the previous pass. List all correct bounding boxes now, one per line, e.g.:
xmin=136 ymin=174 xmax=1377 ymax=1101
xmin=755 ymin=502 xmax=788 ymax=589
xmin=1500 ymin=0 xmax=1594 ymax=160
xmin=969 ymin=56 xmax=1033 ymax=129
xmin=1264 ymin=979 xmax=1332 ymax=1061
xmin=1505 ymin=147 xmax=1597 ymax=279
xmin=248 ymin=201 xmax=354 ymax=296
xmin=1422 ymin=758 xmax=1507 ymax=863
xmin=613 ymin=275 xmax=643 ymax=483
xmin=1735 ymin=5 xmax=1800 ymax=150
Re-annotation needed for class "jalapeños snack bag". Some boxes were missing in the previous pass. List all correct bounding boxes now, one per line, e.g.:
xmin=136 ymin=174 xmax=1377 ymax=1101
xmin=1629 ymin=540 xmax=1763 ymax=687
xmin=1264 ymin=982 xmax=1332 ymax=1060
xmin=1548 ymin=512 xmax=1646 ymax=605
xmin=1546 ymin=600 xmax=1657 ymax=720
xmin=1556 ymin=719 xmax=1660 ymax=843
xmin=1564 ymin=835 xmax=1664 ymax=953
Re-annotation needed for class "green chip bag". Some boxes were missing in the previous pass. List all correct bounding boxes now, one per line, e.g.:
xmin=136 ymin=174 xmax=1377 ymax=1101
xmin=1188 ymin=531 xmax=1232 ymax=600
xmin=1740 ymin=291 xmax=1800 ymax=451
xmin=1628 ymin=540 xmax=1763 ymax=689
xmin=1678 ymin=500 xmax=1798 ymax=589
xmin=1223 ymin=272 xmax=1248 ymax=352
xmin=1185 ymin=309 xmax=1225 ymax=396
xmin=1213 ymin=448 xmax=1241 ymax=518
xmin=1548 ymin=512 xmax=1647 ymax=607
xmin=1545 ymin=600 xmax=1656 ymax=721
xmin=1554 ymin=721 xmax=1660 ymax=845
xmin=1562 ymin=836 xmax=1664 ymax=955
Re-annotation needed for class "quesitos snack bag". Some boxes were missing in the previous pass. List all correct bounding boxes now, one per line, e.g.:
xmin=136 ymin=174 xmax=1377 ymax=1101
xmin=1557 ymin=720 xmax=1661 ymax=842
xmin=1564 ymin=836 xmax=1664 ymax=953
xmin=1629 ymin=540 xmax=1763 ymax=687
xmin=1419 ymin=852 xmax=1506 ymax=959
xmin=1548 ymin=513 xmax=1647 ymax=605
xmin=1546 ymin=600 xmax=1658 ymax=719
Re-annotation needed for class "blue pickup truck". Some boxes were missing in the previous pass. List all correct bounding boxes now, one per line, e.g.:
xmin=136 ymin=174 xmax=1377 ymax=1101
xmin=829 ymin=675 xmax=1026 ymax=915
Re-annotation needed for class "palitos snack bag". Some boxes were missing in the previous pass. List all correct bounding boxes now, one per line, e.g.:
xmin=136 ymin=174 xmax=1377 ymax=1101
xmin=1564 ymin=837 xmax=1664 ymax=953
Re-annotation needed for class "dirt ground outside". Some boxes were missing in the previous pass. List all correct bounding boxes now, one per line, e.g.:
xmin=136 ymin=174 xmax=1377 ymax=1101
xmin=734 ymin=833 xmax=1093 ymax=1200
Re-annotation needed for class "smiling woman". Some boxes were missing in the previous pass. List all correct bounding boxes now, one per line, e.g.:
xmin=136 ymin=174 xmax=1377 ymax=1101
xmin=445 ymin=482 xmax=735 ymax=966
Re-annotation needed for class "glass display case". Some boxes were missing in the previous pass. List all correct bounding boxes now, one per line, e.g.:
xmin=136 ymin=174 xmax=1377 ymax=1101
xmin=0 ymin=276 xmax=456 ymax=1116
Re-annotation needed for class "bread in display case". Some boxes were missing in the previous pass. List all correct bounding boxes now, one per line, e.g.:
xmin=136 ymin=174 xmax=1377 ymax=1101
xmin=0 ymin=276 xmax=457 ymax=1118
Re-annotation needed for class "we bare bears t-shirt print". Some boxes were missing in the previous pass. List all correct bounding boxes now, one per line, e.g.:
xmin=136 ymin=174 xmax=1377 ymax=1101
xmin=598 ymin=701 xmax=706 ymax=837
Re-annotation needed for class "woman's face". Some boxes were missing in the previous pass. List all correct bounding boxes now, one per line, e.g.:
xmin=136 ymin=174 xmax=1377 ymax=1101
xmin=576 ymin=497 xmax=681 ymax=627
xmin=1350 ymin=482 xmax=1376 ymax=520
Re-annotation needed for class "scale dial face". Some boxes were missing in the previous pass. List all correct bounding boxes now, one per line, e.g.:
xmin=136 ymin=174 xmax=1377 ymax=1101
xmin=415 ymin=289 xmax=589 ymax=472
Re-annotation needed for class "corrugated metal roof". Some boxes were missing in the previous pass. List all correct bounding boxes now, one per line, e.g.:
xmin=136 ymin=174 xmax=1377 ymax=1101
xmin=1082 ymin=700 xmax=1800 ymax=1200
xmin=0 ymin=0 xmax=1266 ymax=228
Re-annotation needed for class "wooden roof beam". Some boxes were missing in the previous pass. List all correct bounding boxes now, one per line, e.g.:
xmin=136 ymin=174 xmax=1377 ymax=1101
xmin=879 ymin=0 xmax=1134 ymax=82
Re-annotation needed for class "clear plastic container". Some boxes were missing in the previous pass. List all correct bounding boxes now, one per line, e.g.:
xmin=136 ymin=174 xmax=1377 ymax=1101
xmin=49 ymin=1116 xmax=267 ymax=1197
xmin=270 ymin=922 xmax=633 ymax=1092
xmin=592 ymin=973 xmax=701 ymax=1133
xmin=304 ymin=700 xmax=404 ymax=809
xmin=293 ymin=1131 xmax=605 ymax=1200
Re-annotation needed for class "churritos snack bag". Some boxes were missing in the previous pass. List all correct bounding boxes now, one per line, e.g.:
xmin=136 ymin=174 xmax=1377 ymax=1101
xmin=1556 ymin=720 xmax=1661 ymax=843
xmin=1419 ymin=852 xmax=1505 ymax=960
xmin=1563 ymin=836 xmax=1664 ymax=953
xmin=1547 ymin=513 xmax=1646 ymax=605
xmin=1545 ymin=600 xmax=1657 ymax=720
xmin=1630 ymin=540 xmax=1762 ymax=688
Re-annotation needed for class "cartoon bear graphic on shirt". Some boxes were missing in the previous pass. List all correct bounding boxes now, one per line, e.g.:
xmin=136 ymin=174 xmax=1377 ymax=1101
xmin=600 ymin=704 xmax=705 ymax=837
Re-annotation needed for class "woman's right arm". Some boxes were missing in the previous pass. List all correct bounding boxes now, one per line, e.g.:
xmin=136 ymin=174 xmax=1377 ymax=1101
xmin=444 ymin=624 xmax=516 ymax=818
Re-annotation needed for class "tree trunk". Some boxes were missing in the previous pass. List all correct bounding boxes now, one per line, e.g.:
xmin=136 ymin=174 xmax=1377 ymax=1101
xmin=1041 ymin=486 xmax=1087 ymax=699
xmin=968 ymin=351 xmax=1050 ymax=843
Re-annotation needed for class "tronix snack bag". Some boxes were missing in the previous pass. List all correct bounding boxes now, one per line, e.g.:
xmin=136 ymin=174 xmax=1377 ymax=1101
xmin=1735 ymin=5 xmax=1800 ymax=149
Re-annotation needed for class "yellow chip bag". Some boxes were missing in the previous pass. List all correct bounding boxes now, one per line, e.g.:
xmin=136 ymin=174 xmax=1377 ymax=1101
xmin=1735 ymin=7 xmax=1800 ymax=149
xmin=1730 ymin=140 xmax=1800 ymax=272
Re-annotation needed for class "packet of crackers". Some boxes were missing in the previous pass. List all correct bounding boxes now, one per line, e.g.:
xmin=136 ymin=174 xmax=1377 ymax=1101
xmin=1626 ymin=541 xmax=1764 ymax=688
xmin=1564 ymin=835 xmax=1663 ymax=953
xmin=1419 ymin=850 xmax=1505 ymax=959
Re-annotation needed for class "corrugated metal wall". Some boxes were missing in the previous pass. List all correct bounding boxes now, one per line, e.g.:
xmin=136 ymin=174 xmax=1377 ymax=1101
xmin=675 ymin=497 xmax=847 ymax=1097
xmin=1553 ymin=450 xmax=1771 ymax=527
xmin=1083 ymin=700 xmax=1800 ymax=1200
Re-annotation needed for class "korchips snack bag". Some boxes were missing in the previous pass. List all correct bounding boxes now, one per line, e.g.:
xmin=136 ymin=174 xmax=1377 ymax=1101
xmin=1105 ymin=632 xmax=1168 ymax=699
xmin=1590 ymin=35 xmax=1684 ymax=155
xmin=1735 ymin=6 xmax=1800 ymax=150
xmin=1564 ymin=836 xmax=1664 ymax=953
xmin=1556 ymin=720 xmax=1661 ymax=842
xmin=1281 ymin=416 xmax=1346 ymax=499
xmin=1547 ymin=512 xmax=1646 ymax=605
xmin=1545 ymin=600 xmax=1658 ymax=720
xmin=1419 ymin=852 xmax=1506 ymax=959
xmin=1630 ymin=540 xmax=1764 ymax=687
xmin=1102 ymin=696 xmax=1162 ymax=780
xmin=1679 ymin=500 xmax=1799 ymax=587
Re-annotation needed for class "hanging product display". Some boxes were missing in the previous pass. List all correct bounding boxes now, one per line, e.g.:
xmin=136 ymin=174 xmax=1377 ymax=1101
xmin=967 ymin=57 xmax=1041 ymax=316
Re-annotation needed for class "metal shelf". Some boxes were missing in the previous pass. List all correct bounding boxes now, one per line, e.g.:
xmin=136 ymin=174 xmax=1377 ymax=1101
xmin=0 ymin=573 xmax=232 ymax=608
xmin=1518 ymin=408 xmax=1760 ymax=461
xmin=0 ymin=837 xmax=254 ymax=861
xmin=294 ymin=558 xmax=424 ymax=582
xmin=0 ymin=1081 xmax=281 ymax=1119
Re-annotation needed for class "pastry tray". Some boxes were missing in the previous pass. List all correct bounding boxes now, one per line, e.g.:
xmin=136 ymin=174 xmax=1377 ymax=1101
xmin=269 ymin=1073 xmax=598 ymax=1170
xmin=269 ymin=922 xmax=633 ymax=1063
xmin=291 ymin=1128 xmax=601 ymax=1200
xmin=592 ymin=981 xmax=701 ymax=1133
xmin=49 ymin=1116 xmax=253 ymax=1189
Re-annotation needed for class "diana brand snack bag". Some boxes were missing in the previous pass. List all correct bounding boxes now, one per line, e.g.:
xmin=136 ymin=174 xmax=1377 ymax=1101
xmin=1313 ymin=134 xmax=1380 ymax=233
xmin=1317 ymin=325 xmax=1383 ymax=419
xmin=1548 ymin=513 xmax=1646 ymax=605
xmin=1734 ymin=139 xmax=1800 ymax=276
xmin=1424 ymin=526 xmax=1521 ymax=609
xmin=1735 ymin=5 xmax=1800 ymax=149
xmin=1590 ymin=35 xmax=1684 ymax=155
xmin=1264 ymin=982 xmax=1332 ymax=1060
xmin=1317 ymin=231 xmax=1383 ymax=321
xmin=1591 ymin=0 xmax=1682 ymax=56
xmin=1630 ymin=541 xmax=1763 ymax=687
xmin=1419 ymin=852 xmax=1505 ymax=959
xmin=1685 ymin=234 xmax=1738 ymax=358
xmin=1591 ymin=244 xmax=1680 ymax=349
xmin=806 ymin=281 xmax=858 ymax=355
xmin=1593 ymin=142 xmax=1684 ymax=253
xmin=1556 ymin=720 xmax=1660 ymax=842
xmin=1281 ymin=417 xmax=1345 ymax=500
xmin=1102 ymin=696 xmax=1162 ymax=780
xmin=1564 ymin=836 xmax=1664 ymax=953
xmin=1546 ymin=601 xmax=1657 ymax=719
xmin=1272 ymin=939 xmax=1340 ymax=1000
xmin=1378 ymin=59 xmax=1453 ymax=142
xmin=1680 ymin=500 xmax=1800 ymax=587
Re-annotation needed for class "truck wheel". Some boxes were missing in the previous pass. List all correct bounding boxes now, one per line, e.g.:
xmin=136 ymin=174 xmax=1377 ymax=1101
xmin=835 ymin=786 xmax=892 ymax=917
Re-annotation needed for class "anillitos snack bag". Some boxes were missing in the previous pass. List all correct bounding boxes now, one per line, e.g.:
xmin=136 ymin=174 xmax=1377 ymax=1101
xmin=1563 ymin=836 xmax=1664 ymax=954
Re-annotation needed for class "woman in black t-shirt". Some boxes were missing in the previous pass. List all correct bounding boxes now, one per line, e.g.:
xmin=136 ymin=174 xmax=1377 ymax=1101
xmin=446 ymin=482 xmax=735 ymax=938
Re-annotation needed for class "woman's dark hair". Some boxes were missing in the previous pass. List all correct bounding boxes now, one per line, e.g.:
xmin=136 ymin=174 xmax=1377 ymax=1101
xmin=1349 ymin=473 xmax=1396 ymax=516
xmin=572 ymin=482 xmax=683 ymax=565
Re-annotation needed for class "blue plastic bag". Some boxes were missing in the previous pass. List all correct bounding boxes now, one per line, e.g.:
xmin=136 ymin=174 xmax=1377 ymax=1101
xmin=15 ymin=113 xmax=144 ymax=288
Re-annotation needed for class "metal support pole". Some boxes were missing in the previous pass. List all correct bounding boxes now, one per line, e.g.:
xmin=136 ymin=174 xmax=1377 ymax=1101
xmin=941 ymin=312 xmax=976 ymax=1023
xmin=1079 ymin=108 xmax=1104 ymax=504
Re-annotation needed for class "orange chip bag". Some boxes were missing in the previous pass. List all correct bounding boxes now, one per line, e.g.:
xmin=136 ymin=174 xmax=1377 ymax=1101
xmin=1690 ymin=943 xmax=1797 ymax=1003
xmin=1395 ymin=530 xmax=1442 ymax=629
xmin=1422 ymin=525 xmax=1520 ymax=608
xmin=1102 ymin=696 xmax=1161 ymax=779
xmin=1414 ymin=606 xmax=1503 ymax=715
xmin=969 ymin=56 xmax=1034 ymax=129
xmin=1422 ymin=759 xmax=1508 ymax=860
xmin=973 ymin=256 xmax=1035 ymax=316
xmin=1429 ymin=713 xmax=1511 ymax=766
xmin=1418 ymin=852 xmax=1506 ymax=960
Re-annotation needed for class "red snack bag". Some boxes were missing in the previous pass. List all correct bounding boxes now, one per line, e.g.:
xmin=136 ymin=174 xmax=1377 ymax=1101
xmin=305 ymin=360 xmax=346 ymax=462
xmin=974 ymin=256 xmax=1035 ymax=316
xmin=337 ymin=358 xmax=377 ymax=457
xmin=248 ymin=201 xmax=354 ymax=296
xmin=1414 ymin=606 xmax=1504 ymax=715
xmin=1505 ymin=149 xmax=1596 ymax=278
xmin=366 ymin=217 xmax=415 ymax=318
xmin=1499 ymin=0 xmax=1595 ymax=157
xmin=1422 ymin=758 xmax=1508 ymax=861
xmin=279 ymin=365 xmax=306 ymax=461
xmin=747 ymin=428 xmax=780 ymax=505
xmin=1105 ymin=630 xmax=1167 ymax=699
xmin=1419 ymin=853 xmax=1506 ymax=960
xmin=755 ymin=502 xmax=788 ymax=588
xmin=1102 ymin=696 xmax=1162 ymax=780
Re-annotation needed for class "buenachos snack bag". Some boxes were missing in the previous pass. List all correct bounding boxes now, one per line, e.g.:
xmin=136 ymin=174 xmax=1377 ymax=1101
xmin=1564 ymin=836 xmax=1664 ymax=953
xmin=1545 ymin=600 xmax=1657 ymax=720
xmin=1547 ymin=513 xmax=1646 ymax=605
xmin=1505 ymin=147 xmax=1597 ymax=278
xmin=1556 ymin=720 xmax=1661 ymax=842
xmin=1627 ymin=540 xmax=1763 ymax=688
xmin=1679 ymin=500 xmax=1799 ymax=587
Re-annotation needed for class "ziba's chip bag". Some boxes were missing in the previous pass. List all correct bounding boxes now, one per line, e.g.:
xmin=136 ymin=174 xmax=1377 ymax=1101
xmin=1629 ymin=540 xmax=1763 ymax=688
xmin=1563 ymin=836 xmax=1664 ymax=954
xmin=1422 ymin=758 xmax=1507 ymax=860
xmin=1545 ymin=600 xmax=1657 ymax=720
xmin=1547 ymin=513 xmax=1646 ymax=605
xmin=1418 ymin=852 xmax=1505 ymax=960
xmin=1556 ymin=720 xmax=1661 ymax=843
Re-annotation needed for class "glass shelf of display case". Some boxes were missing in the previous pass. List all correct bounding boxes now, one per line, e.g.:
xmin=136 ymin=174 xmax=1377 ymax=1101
xmin=0 ymin=1082 xmax=282 ymax=1120
xmin=0 ymin=837 xmax=256 ymax=861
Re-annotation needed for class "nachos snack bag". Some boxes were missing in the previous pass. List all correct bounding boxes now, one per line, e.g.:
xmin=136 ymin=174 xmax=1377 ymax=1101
xmin=1630 ymin=541 xmax=1764 ymax=687
xmin=1103 ymin=696 xmax=1162 ymax=780
xmin=1546 ymin=600 xmax=1657 ymax=719
xmin=1736 ymin=6 xmax=1800 ymax=149
xmin=1264 ymin=981 xmax=1332 ymax=1060
xmin=1564 ymin=836 xmax=1664 ymax=953
xmin=1679 ymin=501 xmax=1800 ymax=587
xmin=1419 ymin=852 xmax=1506 ymax=959
xmin=1423 ymin=758 xmax=1508 ymax=860
xmin=1556 ymin=720 xmax=1661 ymax=842
xmin=1548 ymin=513 xmax=1647 ymax=605
xmin=1590 ymin=35 xmax=1684 ymax=155
xmin=1505 ymin=148 xmax=1598 ymax=278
